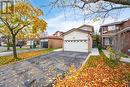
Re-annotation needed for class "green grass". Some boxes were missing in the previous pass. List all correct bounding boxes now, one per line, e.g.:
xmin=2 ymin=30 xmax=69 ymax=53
xmin=99 ymin=49 xmax=120 ymax=68
xmin=120 ymin=53 xmax=130 ymax=58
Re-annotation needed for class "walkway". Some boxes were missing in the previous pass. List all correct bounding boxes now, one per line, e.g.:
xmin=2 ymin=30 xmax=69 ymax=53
xmin=103 ymin=50 xmax=130 ymax=63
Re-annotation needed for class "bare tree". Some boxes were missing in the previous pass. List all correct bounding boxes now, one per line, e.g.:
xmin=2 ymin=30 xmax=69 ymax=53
xmin=44 ymin=0 xmax=130 ymax=20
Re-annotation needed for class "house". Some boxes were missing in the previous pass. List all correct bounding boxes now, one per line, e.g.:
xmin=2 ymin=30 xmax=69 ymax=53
xmin=63 ymin=25 xmax=94 ymax=52
xmin=100 ymin=19 xmax=130 ymax=56
xmin=53 ymin=31 xmax=64 ymax=36
xmin=40 ymin=31 xmax=64 ymax=49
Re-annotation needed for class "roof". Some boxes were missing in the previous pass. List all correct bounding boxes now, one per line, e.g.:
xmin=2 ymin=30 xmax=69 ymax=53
xmin=63 ymin=25 xmax=94 ymax=36
xmin=100 ymin=18 xmax=130 ymax=27
xmin=99 ymin=19 xmax=130 ymax=32
xmin=40 ymin=36 xmax=63 ymax=40
xmin=53 ymin=31 xmax=64 ymax=36
xmin=78 ymin=24 xmax=94 ymax=32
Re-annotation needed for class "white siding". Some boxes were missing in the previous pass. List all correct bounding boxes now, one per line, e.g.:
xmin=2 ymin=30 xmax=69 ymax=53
xmin=80 ymin=26 xmax=93 ymax=32
xmin=63 ymin=30 xmax=89 ymax=52
xmin=64 ymin=30 xmax=88 ymax=40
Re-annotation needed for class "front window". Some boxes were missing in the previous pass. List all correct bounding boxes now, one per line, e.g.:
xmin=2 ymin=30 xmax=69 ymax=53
xmin=109 ymin=37 xmax=113 ymax=45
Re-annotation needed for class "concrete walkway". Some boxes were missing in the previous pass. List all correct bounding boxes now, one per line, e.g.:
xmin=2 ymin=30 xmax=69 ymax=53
xmin=90 ymin=48 xmax=99 ymax=56
xmin=0 ymin=51 xmax=89 ymax=87
xmin=103 ymin=50 xmax=110 ymax=58
xmin=103 ymin=50 xmax=130 ymax=63
xmin=0 ymin=48 xmax=45 ymax=56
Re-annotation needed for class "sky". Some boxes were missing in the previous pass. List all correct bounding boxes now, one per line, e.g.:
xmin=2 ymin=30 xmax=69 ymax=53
xmin=30 ymin=0 xmax=130 ymax=35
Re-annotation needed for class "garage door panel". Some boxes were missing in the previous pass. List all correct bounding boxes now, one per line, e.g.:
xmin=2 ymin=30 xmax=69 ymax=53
xmin=64 ymin=40 xmax=88 ymax=52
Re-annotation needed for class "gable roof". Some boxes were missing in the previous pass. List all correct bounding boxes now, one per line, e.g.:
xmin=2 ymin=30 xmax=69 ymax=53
xmin=100 ymin=18 xmax=130 ymax=27
xmin=63 ymin=25 xmax=94 ymax=36
xmin=78 ymin=24 xmax=94 ymax=32
xmin=40 ymin=36 xmax=62 ymax=40
xmin=99 ymin=18 xmax=130 ymax=32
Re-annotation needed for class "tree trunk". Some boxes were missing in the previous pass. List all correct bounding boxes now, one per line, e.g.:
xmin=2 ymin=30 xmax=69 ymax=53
xmin=7 ymin=37 xmax=10 ymax=51
xmin=12 ymin=35 xmax=17 ymax=58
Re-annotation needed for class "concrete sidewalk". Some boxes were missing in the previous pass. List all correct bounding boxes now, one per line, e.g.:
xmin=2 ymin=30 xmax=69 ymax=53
xmin=103 ymin=50 xmax=110 ymax=58
xmin=90 ymin=48 xmax=100 ymax=56
xmin=103 ymin=50 xmax=130 ymax=63
xmin=53 ymin=48 xmax=63 ymax=52
xmin=0 ymin=48 xmax=45 ymax=56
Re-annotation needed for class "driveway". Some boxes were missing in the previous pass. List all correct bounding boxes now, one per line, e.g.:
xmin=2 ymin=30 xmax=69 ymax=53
xmin=0 ymin=51 xmax=89 ymax=87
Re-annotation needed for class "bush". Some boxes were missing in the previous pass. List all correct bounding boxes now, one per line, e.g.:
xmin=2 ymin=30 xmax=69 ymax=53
xmin=97 ymin=44 xmax=102 ymax=51
xmin=107 ymin=47 xmax=121 ymax=61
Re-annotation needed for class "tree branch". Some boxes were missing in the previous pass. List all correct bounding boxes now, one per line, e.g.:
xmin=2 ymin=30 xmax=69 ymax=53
xmin=0 ymin=17 xmax=13 ymax=31
xmin=13 ymin=23 xmax=20 ymax=29
xmin=81 ymin=0 xmax=130 ymax=5
xmin=14 ymin=24 xmax=30 ymax=36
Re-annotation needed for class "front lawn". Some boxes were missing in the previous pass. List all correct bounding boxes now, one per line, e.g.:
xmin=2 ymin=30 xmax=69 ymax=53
xmin=53 ymin=50 xmax=130 ymax=87
xmin=0 ymin=48 xmax=54 ymax=66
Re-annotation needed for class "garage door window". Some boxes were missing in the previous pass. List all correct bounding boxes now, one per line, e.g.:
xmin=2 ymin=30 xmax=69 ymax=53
xmin=84 ymin=40 xmax=87 ymax=42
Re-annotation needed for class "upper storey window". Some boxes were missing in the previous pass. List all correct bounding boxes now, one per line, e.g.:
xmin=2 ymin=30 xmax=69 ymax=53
xmin=108 ymin=25 xmax=115 ymax=31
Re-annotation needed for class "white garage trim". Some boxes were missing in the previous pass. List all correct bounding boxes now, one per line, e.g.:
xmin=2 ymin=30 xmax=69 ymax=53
xmin=63 ymin=25 xmax=93 ymax=52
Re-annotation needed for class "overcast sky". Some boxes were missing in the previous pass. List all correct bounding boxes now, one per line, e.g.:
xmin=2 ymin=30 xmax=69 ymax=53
xmin=31 ymin=0 xmax=130 ymax=35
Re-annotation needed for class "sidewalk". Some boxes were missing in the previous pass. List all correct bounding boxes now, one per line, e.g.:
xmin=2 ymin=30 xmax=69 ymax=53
xmin=103 ymin=50 xmax=110 ymax=58
xmin=0 ymin=48 xmax=45 ymax=56
xmin=90 ymin=48 xmax=100 ymax=56
xmin=53 ymin=48 xmax=63 ymax=52
xmin=103 ymin=50 xmax=130 ymax=63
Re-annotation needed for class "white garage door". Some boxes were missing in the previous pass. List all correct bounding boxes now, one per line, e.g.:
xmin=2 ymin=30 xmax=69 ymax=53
xmin=64 ymin=40 xmax=88 ymax=52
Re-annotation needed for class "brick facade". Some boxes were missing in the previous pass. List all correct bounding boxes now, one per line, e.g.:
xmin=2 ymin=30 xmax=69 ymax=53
xmin=100 ymin=19 xmax=130 ymax=56
xmin=48 ymin=38 xmax=63 ymax=49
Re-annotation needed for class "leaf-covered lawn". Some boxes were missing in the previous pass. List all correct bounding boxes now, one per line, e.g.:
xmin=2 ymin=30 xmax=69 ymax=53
xmin=0 ymin=48 xmax=54 ymax=66
xmin=54 ymin=56 xmax=130 ymax=87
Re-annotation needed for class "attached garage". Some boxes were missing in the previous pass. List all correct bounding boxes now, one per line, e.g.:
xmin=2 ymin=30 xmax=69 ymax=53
xmin=64 ymin=40 xmax=88 ymax=52
xmin=63 ymin=25 xmax=94 ymax=52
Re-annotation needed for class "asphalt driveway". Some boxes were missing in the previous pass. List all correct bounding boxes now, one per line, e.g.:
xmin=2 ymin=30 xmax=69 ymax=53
xmin=0 ymin=51 xmax=89 ymax=87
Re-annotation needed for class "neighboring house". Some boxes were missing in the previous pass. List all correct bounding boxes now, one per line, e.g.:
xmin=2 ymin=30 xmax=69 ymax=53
xmin=63 ymin=25 xmax=94 ymax=52
xmin=0 ymin=36 xmax=8 ymax=46
xmin=40 ymin=36 xmax=63 ymax=49
xmin=100 ymin=19 xmax=130 ymax=56
xmin=40 ymin=31 xmax=64 ymax=49
xmin=53 ymin=31 xmax=64 ymax=36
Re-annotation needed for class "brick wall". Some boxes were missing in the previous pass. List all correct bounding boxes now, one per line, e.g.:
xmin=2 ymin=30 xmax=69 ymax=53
xmin=120 ymin=20 xmax=130 ymax=29
xmin=121 ymin=31 xmax=130 ymax=56
xmin=48 ymin=39 xmax=63 ymax=49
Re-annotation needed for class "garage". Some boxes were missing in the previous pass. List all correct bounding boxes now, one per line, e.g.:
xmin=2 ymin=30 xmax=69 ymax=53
xmin=63 ymin=25 xmax=94 ymax=52
xmin=64 ymin=40 xmax=88 ymax=52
